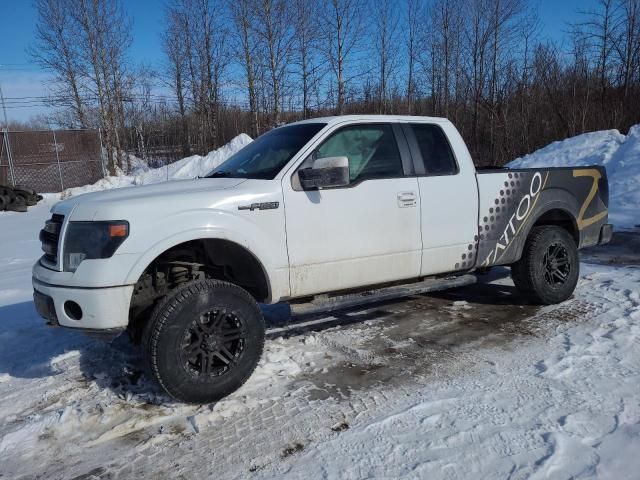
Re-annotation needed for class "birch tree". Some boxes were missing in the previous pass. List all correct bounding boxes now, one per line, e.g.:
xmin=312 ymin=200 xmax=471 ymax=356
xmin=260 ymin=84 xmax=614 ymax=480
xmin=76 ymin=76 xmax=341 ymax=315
xmin=229 ymin=0 xmax=260 ymax=136
xmin=320 ymin=0 xmax=364 ymax=114
xmin=373 ymin=0 xmax=400 ymax=113
xmin=292 ymin=0 xmax=322 ymax=118
xmin=30 ymin=0 xmax=87 ymax=128
xmin=255 ymin=0 xmax=294 ymax=124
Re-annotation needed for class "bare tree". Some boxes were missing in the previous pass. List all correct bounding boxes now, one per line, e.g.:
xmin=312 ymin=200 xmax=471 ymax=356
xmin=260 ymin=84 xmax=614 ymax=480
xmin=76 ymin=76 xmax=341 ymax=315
xmin=373 ymin=0 xmax=400 ymax=113
xmin=167 ymin=0 xmax=230 ymax=150
xmin=30 ymin=0 xmax=640 ymax=174
xmin=420 ymin=0 xmax=464 ymax=118
xmin=230 ymin=0 xmax=260 ymax=136
xmin=514 ymin=6 xmax=541 ymax=153
xmin=163 ymin=4 xmax=190 ymax=156
xmin=128 ymin=65 xmax=156 ymax=165
xmin=72 ymin=0 xmax=133 ymax=174
xmin=463 ymin=0 xmax=491 ymax=148
xmin=254 ymin=0 xmax=294 ymax=124
xmin=405 ymin=0 xmax=422 ymax=112
xmin=29 ymin=0 xmax=88 ymax=128
xmin=572 ymin=0 xmax=620 ymax=114
xmin=614 ymin=0 xmax=640 ymax=101
xmin=292 ymin=0 xmax=322 ymax=118
xmin=486 ymin=0 xmax=525 ymax=158
xmin=320 ymin=0 xmax=364 ymax=114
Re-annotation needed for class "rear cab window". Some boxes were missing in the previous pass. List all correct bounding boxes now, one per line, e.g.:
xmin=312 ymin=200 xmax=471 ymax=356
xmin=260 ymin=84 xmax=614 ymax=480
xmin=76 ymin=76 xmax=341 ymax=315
xmin=409 ymin=124 xmax=458 ymax=176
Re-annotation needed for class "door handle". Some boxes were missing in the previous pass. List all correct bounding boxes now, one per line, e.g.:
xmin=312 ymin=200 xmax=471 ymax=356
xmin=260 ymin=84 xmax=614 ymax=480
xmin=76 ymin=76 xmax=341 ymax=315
xmin=397 ymin=191 xmax=417 ymax=208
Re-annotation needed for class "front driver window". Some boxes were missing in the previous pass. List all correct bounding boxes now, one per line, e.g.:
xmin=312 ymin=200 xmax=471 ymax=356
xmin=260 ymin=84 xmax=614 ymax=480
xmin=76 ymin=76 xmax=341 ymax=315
xmin=315 ymin=124 xmax=403 ymax=182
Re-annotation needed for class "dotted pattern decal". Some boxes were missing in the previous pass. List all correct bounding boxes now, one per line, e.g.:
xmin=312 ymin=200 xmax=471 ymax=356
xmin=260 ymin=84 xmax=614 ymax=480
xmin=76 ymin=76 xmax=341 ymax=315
xmin=454 ymin=171 xmax=533 ymax=271
xmin=454 ymin=235 xmax=478 ymax=270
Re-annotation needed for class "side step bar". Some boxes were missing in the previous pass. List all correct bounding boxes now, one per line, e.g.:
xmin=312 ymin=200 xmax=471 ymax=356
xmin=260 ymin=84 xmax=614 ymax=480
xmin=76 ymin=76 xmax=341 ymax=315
xmin=289 ymin=274 xmax=477 ymax=318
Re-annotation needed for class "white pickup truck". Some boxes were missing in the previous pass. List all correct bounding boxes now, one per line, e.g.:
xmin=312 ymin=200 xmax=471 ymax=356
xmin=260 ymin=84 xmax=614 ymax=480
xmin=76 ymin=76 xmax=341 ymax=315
xmin=33 ymin=115 xmax=612 ymax=403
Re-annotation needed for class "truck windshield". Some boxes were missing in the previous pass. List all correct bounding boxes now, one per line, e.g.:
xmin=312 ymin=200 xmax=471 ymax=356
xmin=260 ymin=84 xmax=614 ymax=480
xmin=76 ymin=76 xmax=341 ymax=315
xmin=205 ymin=123 xmax=326 ymax=179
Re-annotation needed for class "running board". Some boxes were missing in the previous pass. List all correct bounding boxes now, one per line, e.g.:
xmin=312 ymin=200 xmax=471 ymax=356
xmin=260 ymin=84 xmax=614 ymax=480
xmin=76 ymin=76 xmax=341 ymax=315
xmin=289 ymin=274 xmax=477 ymax=318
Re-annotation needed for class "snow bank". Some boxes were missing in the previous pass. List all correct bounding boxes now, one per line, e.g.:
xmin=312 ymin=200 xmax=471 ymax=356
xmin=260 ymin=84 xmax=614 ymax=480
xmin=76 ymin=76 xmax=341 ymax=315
xmin=56 ymin=133 xmax=252 ymax=199
xmin=507 ymin=126 xmax=640 ymax=229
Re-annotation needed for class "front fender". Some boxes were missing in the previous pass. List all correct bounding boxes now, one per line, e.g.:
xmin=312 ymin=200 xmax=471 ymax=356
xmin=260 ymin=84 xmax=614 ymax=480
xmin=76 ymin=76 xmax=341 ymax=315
xmin=122 ymin=208 xmax=290 ymax=302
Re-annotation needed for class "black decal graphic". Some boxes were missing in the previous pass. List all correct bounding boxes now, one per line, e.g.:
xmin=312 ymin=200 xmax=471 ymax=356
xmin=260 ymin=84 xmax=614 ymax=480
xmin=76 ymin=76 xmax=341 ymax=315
xmin=573 ymin=169 xmax=607 ymax=230
xmin=455 ymin=171 xmax=552 ymax=270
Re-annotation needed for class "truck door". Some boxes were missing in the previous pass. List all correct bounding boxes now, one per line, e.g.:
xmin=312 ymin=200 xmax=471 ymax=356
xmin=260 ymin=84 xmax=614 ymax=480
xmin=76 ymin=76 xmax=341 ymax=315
xmin=283 ymin=123 xmax=422 ymax=297
xmin=402 ymin=123 xmax=479 ymax=275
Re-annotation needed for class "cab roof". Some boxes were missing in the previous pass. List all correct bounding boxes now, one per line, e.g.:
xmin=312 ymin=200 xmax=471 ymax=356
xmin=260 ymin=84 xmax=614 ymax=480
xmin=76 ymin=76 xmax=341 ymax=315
xmin=288 ymin=114 xmax=451 ymax=127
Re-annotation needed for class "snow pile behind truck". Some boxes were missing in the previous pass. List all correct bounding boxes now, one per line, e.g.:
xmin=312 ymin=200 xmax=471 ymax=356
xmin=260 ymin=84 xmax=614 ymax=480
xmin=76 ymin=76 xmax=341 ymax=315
xmin=507 ymin=125 xmax=640 ymax=229
xmin=56 ymin=133 xmax=253 ymax=199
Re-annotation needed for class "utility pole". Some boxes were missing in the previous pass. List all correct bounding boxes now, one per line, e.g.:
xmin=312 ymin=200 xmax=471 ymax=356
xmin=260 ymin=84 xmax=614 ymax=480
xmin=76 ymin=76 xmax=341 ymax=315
xmin=0 ymin=76 xmax=17 ymax=186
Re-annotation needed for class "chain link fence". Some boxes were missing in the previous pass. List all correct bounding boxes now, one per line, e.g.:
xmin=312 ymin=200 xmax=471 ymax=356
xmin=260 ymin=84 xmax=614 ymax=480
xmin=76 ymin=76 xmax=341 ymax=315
xmin=0 ymin=129 xmax=104 ymax=193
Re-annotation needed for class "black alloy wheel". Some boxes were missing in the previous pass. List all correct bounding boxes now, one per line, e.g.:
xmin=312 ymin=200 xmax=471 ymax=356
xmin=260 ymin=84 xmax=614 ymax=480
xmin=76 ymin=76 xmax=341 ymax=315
xmin=542 ymin=242 xmax=571 ymax=286
xmin=180 ymin=308 xmax=247 ymax=378
xmin=511 ymin=225 xmax=579 ymax=304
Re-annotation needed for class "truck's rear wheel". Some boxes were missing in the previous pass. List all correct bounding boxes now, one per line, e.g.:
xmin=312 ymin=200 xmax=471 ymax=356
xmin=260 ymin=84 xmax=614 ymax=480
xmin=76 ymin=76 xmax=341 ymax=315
xmin=143 ymin=279 xmax=265 ymax=403
xmin=511 ymin=226 xmax=579 ymax=305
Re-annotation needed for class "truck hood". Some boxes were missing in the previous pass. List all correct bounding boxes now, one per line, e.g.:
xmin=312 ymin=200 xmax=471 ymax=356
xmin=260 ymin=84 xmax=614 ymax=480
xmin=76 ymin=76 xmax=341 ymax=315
xmin=52 ymin=178 xmax=247 ymax=220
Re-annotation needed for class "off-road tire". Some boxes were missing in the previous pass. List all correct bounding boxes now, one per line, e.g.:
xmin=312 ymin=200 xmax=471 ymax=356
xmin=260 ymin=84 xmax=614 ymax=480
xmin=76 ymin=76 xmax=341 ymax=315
xmin=5 ymin=195 xmax=28 ymax=212
xmin=511 ymin=226 xmax=579 ymax=305
xmin=142 ymin=279 xmax=265 ymax=403
xmin=0 ymin=186 xmax=15 ymax=202
xmin=14 ymin=185 xmax=36 ymax=195
xmin=14 ymin=187 xmax=40 ymax=206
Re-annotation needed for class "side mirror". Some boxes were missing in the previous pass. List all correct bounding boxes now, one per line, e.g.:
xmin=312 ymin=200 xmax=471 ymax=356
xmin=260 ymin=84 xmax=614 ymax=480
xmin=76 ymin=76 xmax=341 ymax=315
xmin=298 ymin=156 xmax=350 ymax=190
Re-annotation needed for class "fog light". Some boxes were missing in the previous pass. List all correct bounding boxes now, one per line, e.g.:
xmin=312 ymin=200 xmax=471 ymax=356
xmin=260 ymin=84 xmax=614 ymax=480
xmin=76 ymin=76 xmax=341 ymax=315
xmin=64 ymin=301 xmax=83 ymax=321
xmin=66 ymin=253 xmax=87 ymax=271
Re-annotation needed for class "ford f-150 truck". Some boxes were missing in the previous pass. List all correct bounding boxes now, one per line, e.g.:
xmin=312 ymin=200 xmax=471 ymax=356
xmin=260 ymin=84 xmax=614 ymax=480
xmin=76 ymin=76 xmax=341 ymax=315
xmin=32 ymin=115 xmax=612 ymax=403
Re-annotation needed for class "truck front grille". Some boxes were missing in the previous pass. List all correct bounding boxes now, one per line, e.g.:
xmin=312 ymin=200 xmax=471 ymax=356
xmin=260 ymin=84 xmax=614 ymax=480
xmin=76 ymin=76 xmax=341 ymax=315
xmin=40 ymin=214 xmax=65 ymax=264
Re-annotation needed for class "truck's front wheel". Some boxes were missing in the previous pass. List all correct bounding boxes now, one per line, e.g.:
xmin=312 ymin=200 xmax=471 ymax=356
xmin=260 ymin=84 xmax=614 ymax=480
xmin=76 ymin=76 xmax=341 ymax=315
xmin=143 ymin=279 xmax=265 ymax=403
xmin=511 ymin=226 xmax=579 ymax=305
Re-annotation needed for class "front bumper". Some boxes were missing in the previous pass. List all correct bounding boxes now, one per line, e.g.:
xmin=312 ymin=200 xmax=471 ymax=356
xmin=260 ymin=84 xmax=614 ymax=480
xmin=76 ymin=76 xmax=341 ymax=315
xmin=32 ymin=277 xmax=133 ymax=331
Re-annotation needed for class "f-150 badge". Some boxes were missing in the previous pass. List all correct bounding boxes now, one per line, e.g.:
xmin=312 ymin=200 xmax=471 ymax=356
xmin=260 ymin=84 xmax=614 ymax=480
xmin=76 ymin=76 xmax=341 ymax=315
xmin=238 ymin=202 xmax=280 ymax=211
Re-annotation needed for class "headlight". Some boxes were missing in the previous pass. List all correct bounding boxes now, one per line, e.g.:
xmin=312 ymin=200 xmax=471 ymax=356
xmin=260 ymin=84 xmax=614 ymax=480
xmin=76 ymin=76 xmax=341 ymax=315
xmin=63 ymin=221 xmax=129 ymax=272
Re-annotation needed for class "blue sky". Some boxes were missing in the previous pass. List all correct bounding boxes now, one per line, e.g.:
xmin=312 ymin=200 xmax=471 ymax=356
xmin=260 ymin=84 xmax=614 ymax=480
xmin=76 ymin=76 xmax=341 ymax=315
xmin=0 ymin=0 xmax=597 ymax=122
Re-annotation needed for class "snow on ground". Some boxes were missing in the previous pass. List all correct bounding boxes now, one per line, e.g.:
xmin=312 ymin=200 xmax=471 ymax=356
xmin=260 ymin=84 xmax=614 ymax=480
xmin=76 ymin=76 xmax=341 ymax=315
xmin=508 ymin=125 xmax=640 ymax=229
xmin=0 ymin=130 xmax=639 ymax=479
xmin=51 ymin=133 xmax=252 ymax=199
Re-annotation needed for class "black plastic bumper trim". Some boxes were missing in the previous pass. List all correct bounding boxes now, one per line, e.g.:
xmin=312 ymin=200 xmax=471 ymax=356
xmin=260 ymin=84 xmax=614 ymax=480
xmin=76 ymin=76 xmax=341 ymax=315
xmin=599 ymin=224 xmax=613 ymax=245
xmin=33 ymin=289 xmax=59 ymax=325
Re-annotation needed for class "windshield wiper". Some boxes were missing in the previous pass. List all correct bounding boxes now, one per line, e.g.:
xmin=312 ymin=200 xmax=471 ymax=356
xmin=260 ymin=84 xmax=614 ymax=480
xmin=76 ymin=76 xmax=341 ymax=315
xmin=206 ymin=170 xmax=232 ymax=178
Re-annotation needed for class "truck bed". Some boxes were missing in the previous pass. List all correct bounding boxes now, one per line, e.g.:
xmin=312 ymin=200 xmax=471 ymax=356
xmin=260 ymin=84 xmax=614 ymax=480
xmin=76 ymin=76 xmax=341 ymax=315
xmin=474 ymin=166 xmax=609 ymax=267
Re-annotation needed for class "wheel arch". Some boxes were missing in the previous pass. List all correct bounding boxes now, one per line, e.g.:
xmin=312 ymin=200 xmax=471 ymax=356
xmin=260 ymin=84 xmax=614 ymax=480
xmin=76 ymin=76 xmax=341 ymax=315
xmin=511 ymin=189 xmax=581 ymax=263
xmin=125 ymin=230 xmax=274 ymax=303
xmin=529 ymin=207 xmax=579 ymax=244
